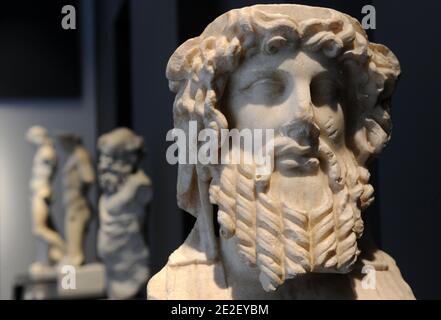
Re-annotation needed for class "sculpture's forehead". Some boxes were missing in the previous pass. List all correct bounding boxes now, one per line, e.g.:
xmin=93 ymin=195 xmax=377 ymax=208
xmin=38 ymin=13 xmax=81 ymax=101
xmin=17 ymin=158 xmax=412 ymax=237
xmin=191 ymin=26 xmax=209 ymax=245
xmin=229 ymin=48 xmax=333 ymax=85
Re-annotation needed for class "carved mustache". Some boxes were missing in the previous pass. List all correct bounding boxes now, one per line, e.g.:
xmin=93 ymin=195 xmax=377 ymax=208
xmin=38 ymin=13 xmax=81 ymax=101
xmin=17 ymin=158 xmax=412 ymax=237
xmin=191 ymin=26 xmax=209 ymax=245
xmin=272 ymin=120 xmax=321 ymax=171
xmin=274 ymin=136 xmax=315 ymax=157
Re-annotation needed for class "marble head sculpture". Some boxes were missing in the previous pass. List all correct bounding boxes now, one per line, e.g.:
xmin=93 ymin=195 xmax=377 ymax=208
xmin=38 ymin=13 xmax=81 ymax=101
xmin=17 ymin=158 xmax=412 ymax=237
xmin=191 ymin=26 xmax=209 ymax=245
xmin=148 ymin=4 xmax=414 ymax=299
xmin=97 ymin=128 xmax=152 ymax=299
xmin=26 ymin=126 xmax=65 ymax=276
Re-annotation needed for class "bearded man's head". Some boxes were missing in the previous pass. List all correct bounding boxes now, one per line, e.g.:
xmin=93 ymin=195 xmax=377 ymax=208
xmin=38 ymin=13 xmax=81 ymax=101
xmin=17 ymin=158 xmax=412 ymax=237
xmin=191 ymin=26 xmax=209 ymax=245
xmin=166 ymin=5 xmax=400 ymax=291
xmin=97 ymin=127 xmax=144 ymax=195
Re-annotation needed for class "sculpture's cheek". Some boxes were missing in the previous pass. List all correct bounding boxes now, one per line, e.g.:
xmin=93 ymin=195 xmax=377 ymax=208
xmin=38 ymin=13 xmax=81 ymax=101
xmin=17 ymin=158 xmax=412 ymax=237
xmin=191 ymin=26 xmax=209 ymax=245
xmin=233 ymin=102 xmax=296 ymax=131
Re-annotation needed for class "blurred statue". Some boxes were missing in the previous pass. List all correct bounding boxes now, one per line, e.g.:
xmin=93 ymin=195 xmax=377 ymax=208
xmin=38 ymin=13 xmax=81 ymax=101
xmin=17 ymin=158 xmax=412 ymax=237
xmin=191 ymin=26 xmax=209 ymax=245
xmin=26 ymin=126 xmax=65 ymax=277
xmin=148 ymin=5 xmax=414 ymax=299
xmin=97 ymin=127 xmax=152 ymax=299
xmin=57 ymin=132 xmax=95 ymax=266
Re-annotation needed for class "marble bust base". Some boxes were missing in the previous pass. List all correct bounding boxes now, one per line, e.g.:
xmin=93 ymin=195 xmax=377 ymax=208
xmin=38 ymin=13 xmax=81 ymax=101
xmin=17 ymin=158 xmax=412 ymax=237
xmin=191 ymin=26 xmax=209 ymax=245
xmin=148 ymin=234 xmax=414 ymax=300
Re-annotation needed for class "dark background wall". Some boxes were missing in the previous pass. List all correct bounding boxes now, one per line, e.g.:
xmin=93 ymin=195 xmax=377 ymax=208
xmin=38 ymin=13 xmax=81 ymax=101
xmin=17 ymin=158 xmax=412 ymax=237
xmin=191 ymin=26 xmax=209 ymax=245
xmin=0 ymin=1 xmax=81 ymax=98
xmin=0 ymin=0 xmax=439 ymax=299
xmin=373 ymin=1 xmax=441 ymax=299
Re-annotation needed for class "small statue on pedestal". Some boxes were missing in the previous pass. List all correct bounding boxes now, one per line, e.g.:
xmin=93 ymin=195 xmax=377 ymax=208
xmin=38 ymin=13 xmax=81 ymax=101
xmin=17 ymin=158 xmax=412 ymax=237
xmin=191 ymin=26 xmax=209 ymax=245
xmin=97 ymin=128 xmax=152 ymax=299
xmin=26 ymin=126 xmax=65 ymax=278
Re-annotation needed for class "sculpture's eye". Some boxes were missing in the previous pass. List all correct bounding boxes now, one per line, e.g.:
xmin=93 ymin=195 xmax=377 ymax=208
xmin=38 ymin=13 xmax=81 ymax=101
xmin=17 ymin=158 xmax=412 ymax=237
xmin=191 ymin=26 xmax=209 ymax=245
xmin=241 ymin=72 xmax=286 ymax=104
xmin=310 ymin=72 xmax=341 ymax=108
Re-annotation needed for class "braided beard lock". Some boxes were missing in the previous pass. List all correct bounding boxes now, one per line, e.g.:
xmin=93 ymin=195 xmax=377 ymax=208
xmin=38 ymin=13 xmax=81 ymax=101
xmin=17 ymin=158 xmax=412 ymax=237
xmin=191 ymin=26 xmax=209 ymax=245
xmin=210 ymin=136 xmax=370 ymax=292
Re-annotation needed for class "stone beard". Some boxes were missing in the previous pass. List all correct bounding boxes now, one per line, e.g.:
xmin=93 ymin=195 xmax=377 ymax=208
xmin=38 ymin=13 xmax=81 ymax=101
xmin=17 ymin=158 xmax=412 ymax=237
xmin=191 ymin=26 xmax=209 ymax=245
xmin=98 ymin=152 xmax=136 ymax=196
xmin=211 ymin=124 xmax=371 ymax=291
xmin=97 ymin=128 xmax=152 ymax=299
xmin=148 ymin=4 xmax=415 ymax=299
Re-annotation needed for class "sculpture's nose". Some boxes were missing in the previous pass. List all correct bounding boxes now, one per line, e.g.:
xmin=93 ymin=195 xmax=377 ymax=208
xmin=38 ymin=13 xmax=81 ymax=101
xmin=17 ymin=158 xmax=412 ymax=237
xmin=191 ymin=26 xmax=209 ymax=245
xmin=282 ymin=81 xmax=319 ymax=145
xmin=293 ymin=80 xmax=314 ymax=122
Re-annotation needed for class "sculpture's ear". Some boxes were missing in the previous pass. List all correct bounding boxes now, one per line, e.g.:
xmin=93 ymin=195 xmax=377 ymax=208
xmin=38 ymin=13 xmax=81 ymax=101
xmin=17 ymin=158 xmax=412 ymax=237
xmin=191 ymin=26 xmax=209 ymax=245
xmin=351 ymin=43 xmax=400 ymax=165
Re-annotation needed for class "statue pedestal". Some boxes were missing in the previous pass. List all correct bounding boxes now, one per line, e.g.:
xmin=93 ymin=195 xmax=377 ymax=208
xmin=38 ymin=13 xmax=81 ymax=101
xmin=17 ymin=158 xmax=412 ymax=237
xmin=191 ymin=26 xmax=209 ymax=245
xmin=57 ymin=263 xmax=106 ymax=299
xmin=28 ymin=262 xmax=57 ymax=281
xmin=16 ymin=263 xmax=106 ymax=299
